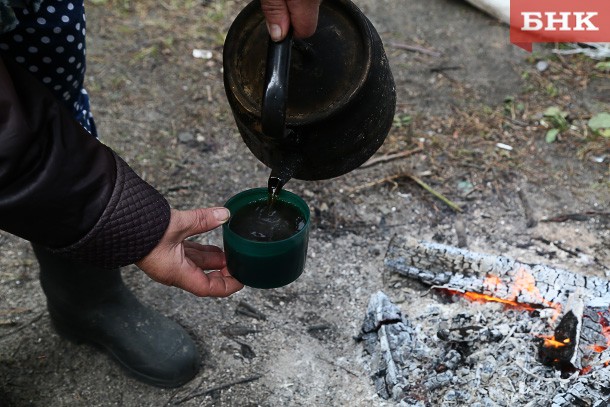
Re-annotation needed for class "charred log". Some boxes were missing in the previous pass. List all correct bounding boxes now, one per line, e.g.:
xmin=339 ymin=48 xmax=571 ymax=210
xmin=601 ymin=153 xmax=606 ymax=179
xmin=385 ymin=236 xmax=610 ymax=310
xmin=358 ymin=291 xmax=417 ymax=400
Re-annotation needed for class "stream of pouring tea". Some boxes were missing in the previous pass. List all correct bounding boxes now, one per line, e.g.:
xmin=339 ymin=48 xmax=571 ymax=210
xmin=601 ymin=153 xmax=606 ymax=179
xmin=267 ymin=164 xmax=294 ymax=204
xmin=268 ymin=176 xmax=283 ymax=204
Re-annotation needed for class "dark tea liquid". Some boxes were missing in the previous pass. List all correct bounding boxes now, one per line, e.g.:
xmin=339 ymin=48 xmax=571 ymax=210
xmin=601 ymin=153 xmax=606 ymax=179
xmin=229 ymin=200 xmax=306 ymax=242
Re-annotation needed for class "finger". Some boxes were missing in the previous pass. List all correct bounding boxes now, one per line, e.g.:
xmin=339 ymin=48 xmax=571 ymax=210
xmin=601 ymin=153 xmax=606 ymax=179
xmin=204 ymin=272 xmax=245 ymax=297
xmin=172 ymin=207 xmax=230 ymax=241
xmin=184 ymin=240 xmax=223 ymax=253
xmin=261 ymin=0 xmax=290 ymax=41
xmin=286 ymin=0 xmax=320 ymax=38
xmin=184 ymin=246 xmax=226 ymax=270
xmin=173 ymin=264 xmax=244 ymax=297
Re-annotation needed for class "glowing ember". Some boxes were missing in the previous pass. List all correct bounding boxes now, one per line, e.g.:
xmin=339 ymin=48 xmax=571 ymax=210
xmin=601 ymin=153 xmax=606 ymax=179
xmin=598 ymin=312 xmax=610 ymax=347
xmin=581 ymin=360 xmax=610 ymax=376
xmin=580 ymin=366 xmax=593 ymax=375
xmin=589 ymin=345 xmax=608 ymax=353
xmin=513 ymin=268 xmax=562 ymax=320
xmin=512 ymin=268 xmax=538 ymax=296
xmin=483 ymin=275 xmax=503 ymax=289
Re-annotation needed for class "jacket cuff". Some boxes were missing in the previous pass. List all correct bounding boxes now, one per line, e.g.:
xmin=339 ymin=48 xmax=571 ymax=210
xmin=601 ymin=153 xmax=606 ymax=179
xmin=51 ymin=153 xmax=171 ymax=269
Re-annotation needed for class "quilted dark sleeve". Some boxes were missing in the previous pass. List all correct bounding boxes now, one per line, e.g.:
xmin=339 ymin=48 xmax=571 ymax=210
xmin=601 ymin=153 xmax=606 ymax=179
xmin=50 ymin=154 xmax=171 ymax=269
xmin=0 ymin=52 xmax=170 ymax=268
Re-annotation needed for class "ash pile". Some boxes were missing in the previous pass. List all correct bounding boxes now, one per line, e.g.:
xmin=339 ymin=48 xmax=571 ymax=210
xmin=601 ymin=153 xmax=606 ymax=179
xmin=358 ymin=236 xmax=610 ymax=406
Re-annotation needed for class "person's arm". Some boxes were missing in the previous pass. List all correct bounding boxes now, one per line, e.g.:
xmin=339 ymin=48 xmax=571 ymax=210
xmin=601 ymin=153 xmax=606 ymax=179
xmin=0 ymin=54 xmax=242 ymax=297
xmin=0 ymin=53 xmax=144 ymax=266
xmin=260 ymin=0 xmax=321 ymax=41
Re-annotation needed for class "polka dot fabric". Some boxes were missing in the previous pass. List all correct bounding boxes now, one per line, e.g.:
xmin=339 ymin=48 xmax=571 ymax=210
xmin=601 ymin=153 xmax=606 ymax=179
xmin=0 ymin=0 xmax=96 ymax=136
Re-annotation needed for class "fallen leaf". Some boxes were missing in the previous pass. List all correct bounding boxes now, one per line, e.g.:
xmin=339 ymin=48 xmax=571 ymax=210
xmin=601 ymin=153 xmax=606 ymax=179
xmin=546 ymin=128 xmax=560 ymax=143
xmin=543 ymin=106 xmax=567 ymax=118
xmin=594 ymin=61 xmax=610 ymax=72
xmin=588 ymin=113 xmax=610 ymax=138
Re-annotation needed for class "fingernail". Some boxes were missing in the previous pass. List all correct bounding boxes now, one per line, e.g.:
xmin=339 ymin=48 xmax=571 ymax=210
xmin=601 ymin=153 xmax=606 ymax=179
xmin=214 ymin=208 xmax=230 ymax=223
xmin=267 ymin=23 xmax=282 ymax=41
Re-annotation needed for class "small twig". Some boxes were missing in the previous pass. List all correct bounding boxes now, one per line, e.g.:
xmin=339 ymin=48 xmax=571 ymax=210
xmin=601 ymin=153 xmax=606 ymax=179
xmin=160 ymin=184 xmax=196 ymax=194
xmin=359 ymin=147 xmax=423 ymax=169
xmin=345 ymin=173 xmax=462 ymax=212
xmin=430 ymin=66 xmax=462 ymax=73
xmin=454 ymin=217 xmax=467 ymax=248
xmin=205 ymin=84 xmax=213 ymax=103
xmin=504 ymin=117 xmax=530 ymax=127
xmin=533 ymin=237 xmax=580 ymax=258
xmin=498 ymin=325 xmax=518 ymax=348
xmin=503 ymin=376 xmax=517 ymax=394
xmin=165 ymin=376 xmax=206 ymax=406
xmin=174 ymin=375 xmax=263 ymax=404
xmin=388 ymin=41 xmax=442 ymax=57
xmin=0 ymin=307 xmax=32 ymax=317
xmin=344 ymin=174 xmax=405 ymax=194
xmin=409 ymin=174 xmax=463 ymax=213
xmin=515 ymin=362 xmax=577 ymax=384
xmin=0 ymin=312 xmax=44 ymax=340
xmin=517 ymin=188 xmax=537 ymax=228
xmin=541 ymin=212 xmax=610 ymax=223
xmin=422 ymin=285 xmax=454 ymax=297
xmin=315 ymin=356 xmax=360 ymax=378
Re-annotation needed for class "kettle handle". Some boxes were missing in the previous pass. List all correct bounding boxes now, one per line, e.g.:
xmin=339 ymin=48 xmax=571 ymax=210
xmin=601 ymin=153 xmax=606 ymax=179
xmin=261 ymin=30 xmax=293 ymax=140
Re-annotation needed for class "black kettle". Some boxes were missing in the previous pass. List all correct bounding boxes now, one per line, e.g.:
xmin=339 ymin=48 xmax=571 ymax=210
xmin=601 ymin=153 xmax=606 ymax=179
xmin=223 ymin=0 xmax=396 ymax=185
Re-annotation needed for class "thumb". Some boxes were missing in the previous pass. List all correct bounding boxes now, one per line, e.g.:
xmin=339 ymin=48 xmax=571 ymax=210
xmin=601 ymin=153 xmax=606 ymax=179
xmin=261 ymin=0 xmax=290 ymax=41
xmin=172 ymin=207 xmax=230 ymax=241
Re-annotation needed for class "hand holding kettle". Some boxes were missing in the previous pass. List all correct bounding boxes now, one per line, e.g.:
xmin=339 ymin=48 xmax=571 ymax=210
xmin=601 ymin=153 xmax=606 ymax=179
xmin=261 ymin=0 xmax=322 ymax=41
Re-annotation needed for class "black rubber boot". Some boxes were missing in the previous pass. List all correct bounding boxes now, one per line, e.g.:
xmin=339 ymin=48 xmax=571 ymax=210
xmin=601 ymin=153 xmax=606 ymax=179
xmin=32 ymin=244 xmax=200 ymax=388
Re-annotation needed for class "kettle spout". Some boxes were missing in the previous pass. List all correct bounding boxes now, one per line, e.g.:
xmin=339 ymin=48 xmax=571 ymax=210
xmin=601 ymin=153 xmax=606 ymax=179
xmin=268 ymin=155 xmax=299 ymax=199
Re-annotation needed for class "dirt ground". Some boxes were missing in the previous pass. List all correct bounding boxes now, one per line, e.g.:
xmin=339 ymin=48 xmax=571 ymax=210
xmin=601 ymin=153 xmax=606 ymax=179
xmin=1 ymin=0 xmax=608 ymax=406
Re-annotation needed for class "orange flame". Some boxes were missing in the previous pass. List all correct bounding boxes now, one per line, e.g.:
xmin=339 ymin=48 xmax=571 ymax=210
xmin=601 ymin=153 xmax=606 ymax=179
xmin=456 ymin=291 xmax=539 ymax=312
xmin=539 ymin=335 xmax=570 ymax=348
xmin=445 ymin=269 xmax=562 ymax=319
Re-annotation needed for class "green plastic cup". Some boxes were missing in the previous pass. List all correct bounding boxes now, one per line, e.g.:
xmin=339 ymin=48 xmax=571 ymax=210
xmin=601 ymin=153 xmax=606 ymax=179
xmin=222 ymin=188 xmax=310 ymax=289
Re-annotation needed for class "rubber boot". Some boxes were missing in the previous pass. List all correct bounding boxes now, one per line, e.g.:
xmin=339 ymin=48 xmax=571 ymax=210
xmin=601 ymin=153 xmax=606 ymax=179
xmin=32 ymin=244 xmax=200 ymax=388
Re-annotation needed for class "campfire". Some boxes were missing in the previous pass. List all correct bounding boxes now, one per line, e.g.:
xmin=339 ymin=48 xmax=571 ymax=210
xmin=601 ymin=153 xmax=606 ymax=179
xmin=358 ymin=236 xmax=610 ymax=406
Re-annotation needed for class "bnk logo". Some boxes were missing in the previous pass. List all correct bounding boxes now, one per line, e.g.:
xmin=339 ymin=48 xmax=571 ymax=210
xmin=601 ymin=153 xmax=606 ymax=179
xmin=522 ymin=12 xmax=599 ymax=31
xmin=510 ymin=0 xmax=610 ymax=51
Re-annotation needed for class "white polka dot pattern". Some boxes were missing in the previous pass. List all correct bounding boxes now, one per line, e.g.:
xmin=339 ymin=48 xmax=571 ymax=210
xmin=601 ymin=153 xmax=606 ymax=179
xmin=0 ymin=0 xmax=95 ymax=135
